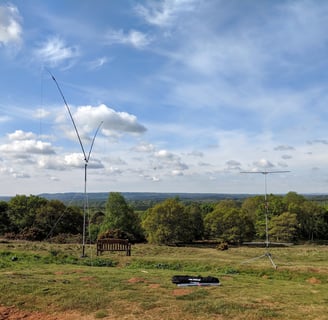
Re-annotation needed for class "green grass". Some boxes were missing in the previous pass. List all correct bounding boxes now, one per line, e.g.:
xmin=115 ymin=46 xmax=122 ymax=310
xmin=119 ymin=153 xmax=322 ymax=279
xmin=0 ymin=240 xmax=327 ymax=319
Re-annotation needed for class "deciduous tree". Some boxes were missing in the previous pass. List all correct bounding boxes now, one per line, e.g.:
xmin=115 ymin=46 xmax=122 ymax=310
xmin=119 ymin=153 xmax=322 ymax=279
xmin=269 ymin=212 xmax=297 ymax=242
xmin=142 ymin=198 xmax=192 ymax=244
xmin=0 ymin=201 xmax=10 ymax=234
xmin=101 ymin=192 xmax=143 ymax=241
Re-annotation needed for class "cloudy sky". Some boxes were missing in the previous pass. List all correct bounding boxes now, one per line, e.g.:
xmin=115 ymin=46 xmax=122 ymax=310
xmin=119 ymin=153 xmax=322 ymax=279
xmin=1 ymin=0 xmax=328 ymax=196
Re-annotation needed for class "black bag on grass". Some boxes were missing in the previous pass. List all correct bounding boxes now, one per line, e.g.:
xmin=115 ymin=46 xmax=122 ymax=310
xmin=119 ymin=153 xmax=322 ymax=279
xmin=172 ymin=275 xmax=219 ymax=284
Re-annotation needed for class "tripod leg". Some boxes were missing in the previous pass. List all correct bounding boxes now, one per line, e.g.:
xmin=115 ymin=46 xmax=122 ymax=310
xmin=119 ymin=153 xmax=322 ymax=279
xmin=266 ymin=252 xmax=277 ymax=269
xmin=241 ymin=254 xmax=267 ymax=265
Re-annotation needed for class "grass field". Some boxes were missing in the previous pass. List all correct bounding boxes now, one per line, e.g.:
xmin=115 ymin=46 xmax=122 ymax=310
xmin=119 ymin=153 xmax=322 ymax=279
xmin=0 ymin=240 xmax=327 ymax=319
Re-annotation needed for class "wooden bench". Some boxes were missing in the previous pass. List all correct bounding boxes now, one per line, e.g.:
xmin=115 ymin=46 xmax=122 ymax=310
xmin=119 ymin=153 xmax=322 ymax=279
xmin=96 ymin=238 xmax=131 ymax=256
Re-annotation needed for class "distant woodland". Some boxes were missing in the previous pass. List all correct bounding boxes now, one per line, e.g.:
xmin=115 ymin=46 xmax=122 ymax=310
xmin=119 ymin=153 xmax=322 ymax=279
xmin=0 ymin=191 xmax=328 ymax=244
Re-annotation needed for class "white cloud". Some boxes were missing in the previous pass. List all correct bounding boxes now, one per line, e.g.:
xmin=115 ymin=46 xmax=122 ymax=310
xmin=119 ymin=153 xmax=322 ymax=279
xmin=38 ymin=156 xmax=65 ymax=170
xmin=226 ymin=160 xmax=241 ymax=171
xmin=0 ymin=4 xmax=22 ymax=46
xmin=38 ymin=153 xmax=104 ymax=171
xmin=226 ymin=160 xmax=241 ymax=166
xmin=151 ymin=149 xmax=189 ymax=176
xmin=278 ymin=161 xmax=289 ymax=168
xmin=188 ymin=150 xmax=203 ymax=157
xmin=0 ymin=115 xmax=11 ymax=123
xmin=274 ymin=145 xmax=295 ymax=151
xmin=0 ymin=139 xmax=55 ymax=155
xmin=71 ymin=104 xmax=146 ymax=137
xmin=0 ymin=166 xmax=30 ymax=179
xmin=35 ymin=36 xmax=79 ymax=67
xmin=107 ymin=166 xmax=123 ymax=175
xmin=252 ymin=159 xmax=275 ymax=170
xmin=63 ymin=153 xmax=85 ymax=168
xmin=34 ymin=108 xmax=51 ymax=119
xmin=172 ymin=169 xmax=183 ymax=176
xmin=7 ymin=130 xmax=36 ymax=141
xmin=198 ymin=161 xmax=211 ymax=167
xmin=175 ymin=161 xmax=188 ymax=171
xmin=103 ymin=157 xmax=127 ymax=166
xmin=155 ymin=149 xmax=175 ymax=160
xmin=12 ymin=171 xmax=30 ymax=179
xmin=307 ymin=139 xmax=328 ymax=145
xmin=63 ymin=153 xmax=103 ymax=169
xmin=134 ymin=142 xmax=155 ymax=153
xmin=135 ymin=0 xmax=198 ymax=27
xmin=281 ymin=154 xmax=292 ymax=160
xmin=104 ymin=29 xmax=151 ymax=49
xmin=88 ymin=56 xmax=109 ymax=70
xmin=274 ymin=1 xmax=328 ymax=55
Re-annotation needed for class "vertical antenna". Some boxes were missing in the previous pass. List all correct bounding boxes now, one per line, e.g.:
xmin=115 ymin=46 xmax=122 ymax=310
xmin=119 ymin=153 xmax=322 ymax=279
xmin=48 ymin=70 xmax=103 ymax=257
xmin=241 ymin=170 xmax=290 ymax=269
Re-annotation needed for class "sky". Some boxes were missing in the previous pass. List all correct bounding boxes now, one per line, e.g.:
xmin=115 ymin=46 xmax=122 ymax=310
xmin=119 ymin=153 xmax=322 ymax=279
xmin=1 ymin=0 xmax=328 ymax=196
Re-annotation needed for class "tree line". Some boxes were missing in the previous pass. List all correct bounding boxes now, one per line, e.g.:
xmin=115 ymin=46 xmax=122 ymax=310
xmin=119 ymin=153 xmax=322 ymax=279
xmin=0 ymin=191 xmax=328 ymax=244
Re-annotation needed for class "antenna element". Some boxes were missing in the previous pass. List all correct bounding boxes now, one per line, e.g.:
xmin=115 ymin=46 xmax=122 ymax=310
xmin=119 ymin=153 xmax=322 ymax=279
xmin=48 ymin=70 xmax=103 ymax=257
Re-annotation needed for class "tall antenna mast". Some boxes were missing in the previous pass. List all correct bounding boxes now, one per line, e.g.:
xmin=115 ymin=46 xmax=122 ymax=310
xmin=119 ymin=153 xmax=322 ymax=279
xmin=241 ymin=170 xmax=290 ymax=269
xmin=48 ymin=70 xmax=103 ymax=257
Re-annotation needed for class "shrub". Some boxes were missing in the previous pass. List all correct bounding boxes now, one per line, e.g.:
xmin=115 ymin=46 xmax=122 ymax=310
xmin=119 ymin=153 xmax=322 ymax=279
xmin=97 ymin=229 xmax=134 ymax=242
xmin=48 ymin=233 xmax=82 ymax=244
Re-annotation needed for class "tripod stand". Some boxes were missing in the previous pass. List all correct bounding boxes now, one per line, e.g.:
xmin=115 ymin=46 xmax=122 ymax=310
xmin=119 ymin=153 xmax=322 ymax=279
xmin=241 ymin=170 xmax=289 ymax=269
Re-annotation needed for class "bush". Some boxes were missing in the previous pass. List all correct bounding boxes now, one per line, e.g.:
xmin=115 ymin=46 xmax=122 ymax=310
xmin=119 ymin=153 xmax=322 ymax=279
xmin=3 ymin=232 xmax=17 ymax=240
xmin=217 ymin=242 xmax=229 ymax=251
xmin=48 ymin=233 xmax=82 ymax=244
xmin=98 ymin=229 xmax=134 ymax=242
xmin=10 ymin=227 xmax=45 ymax=241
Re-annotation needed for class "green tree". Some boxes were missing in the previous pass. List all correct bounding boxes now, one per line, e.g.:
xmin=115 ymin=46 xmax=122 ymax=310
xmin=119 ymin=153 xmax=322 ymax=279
xmin=267 ymin=195 xmax=286 ymax=216
xmin=269 ymin=212 xmax=297 ymax=242
xmin=204 ymin=200 xmax=254 ymax=243
xmin=0 ymin=201 xmax=10 ymax=234
xmin=34 ymin=200 xmax=82 ymax=239
xmin=88 ymin=210 xmax=105 ymax=242
xmin=142 ymin=198 xmax=192 ymax=244
xmin=101 ymin=192 xmax=142 ymax=241
xmin=8 ymin=195 xmax=47 ymax=232
xmin=241 ymin=196 xmax=263 ymax=220
xmin=185 ymin=202 xmax=204 ymax=240
xmin=283 ymin=192 xmax=306 ymax=221
xmin=242 ymin=195 xmax=264 ymax=230
xmin=254 ymin=195 xmax=287 ymax=241
xmin=215 ymin=199 xmax=239 ymax=211
xmin=298 ymin=201 xmax=326 ymax=241
xmin=200 ymin=202 xmax=215 ymax=216
xmin=204 ymin=200 xmax=238 ymax=239
xmin=283 ymin=191 xmax=306 ymax=207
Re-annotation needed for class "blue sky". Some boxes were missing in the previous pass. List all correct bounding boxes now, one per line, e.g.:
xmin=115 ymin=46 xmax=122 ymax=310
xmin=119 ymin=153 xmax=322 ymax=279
xmin=1 ymin=0 xmax=328 ymax=196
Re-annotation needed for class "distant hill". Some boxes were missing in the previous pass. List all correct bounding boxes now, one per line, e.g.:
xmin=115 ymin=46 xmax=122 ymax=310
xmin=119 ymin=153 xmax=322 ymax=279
xmin=0 ymin=196 xmax=11 ymax=202
xmin=39 ymin=192 xmax=251 ymax=207
xmin=38 ymin=192 xmax=252 ymax=206
xmin=1 ymin=192 xmax=254 ymax=211
xmin=2 ymin=192 xmax=328 ymax=209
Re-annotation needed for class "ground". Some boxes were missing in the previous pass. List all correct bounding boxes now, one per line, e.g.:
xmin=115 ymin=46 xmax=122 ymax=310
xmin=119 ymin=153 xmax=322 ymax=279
xmin=0 ymin=277 xmax=193 ymax=320
xmin=0 ymin=306 xmax=97 ymax=320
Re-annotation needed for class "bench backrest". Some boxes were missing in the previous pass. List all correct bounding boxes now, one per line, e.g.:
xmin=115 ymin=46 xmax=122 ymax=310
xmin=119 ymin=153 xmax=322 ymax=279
xmin=96 ymin=238 xmax=131 ymax=255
